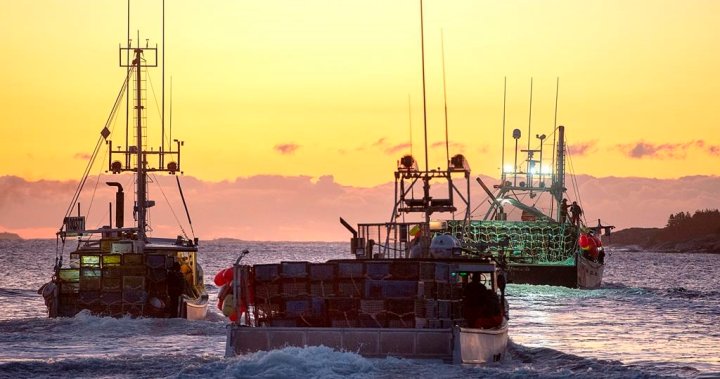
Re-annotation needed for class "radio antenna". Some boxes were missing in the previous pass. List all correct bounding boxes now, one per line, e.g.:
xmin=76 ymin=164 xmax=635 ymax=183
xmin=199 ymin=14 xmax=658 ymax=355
xmin=441 ymin=28 xmax=450 ymax=166
xmin=501 ymin=77 xmax=507 ymax=181
xmin=419 ymin=0 xmax=429 ymax=171
xmin=408 ymin=94 xmax=413 ymax=157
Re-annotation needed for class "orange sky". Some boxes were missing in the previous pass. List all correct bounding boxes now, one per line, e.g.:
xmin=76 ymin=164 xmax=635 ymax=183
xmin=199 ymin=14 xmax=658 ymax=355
xmin=1 ymin=0 xmax=719 ymax=187
xmin=2 ymin=1 xmax=720 ymax=241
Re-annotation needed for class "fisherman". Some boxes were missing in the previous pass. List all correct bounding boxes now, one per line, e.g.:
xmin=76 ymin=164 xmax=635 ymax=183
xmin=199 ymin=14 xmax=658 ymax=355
xmin=167 ymin=262 xmax=185 ymax=317
xmin=560 ymin=198 xmax=569 ymax=223
xmin=570 ymin=201 xmax=583 ymax=226
xmin=463 ymin=273 xmax=503 ymax=328
xmin=407 ymin=224 xmax=424 ymax=258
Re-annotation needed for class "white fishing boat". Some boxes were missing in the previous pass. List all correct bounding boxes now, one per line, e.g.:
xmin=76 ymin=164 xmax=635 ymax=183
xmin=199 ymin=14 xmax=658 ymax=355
xmin=224 ymin=258 xmax=508 ymax=364
xmin=38 ymin=11 xmax=207 ymax=319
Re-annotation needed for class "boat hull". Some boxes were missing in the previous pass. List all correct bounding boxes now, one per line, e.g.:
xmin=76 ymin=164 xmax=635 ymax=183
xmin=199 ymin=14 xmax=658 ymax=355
xmin=226 ymin=325 xmax=507 ymax=363
xmin=577 ymin=255 xmax=604 ymax=289
xmin=506 ymin=263 xmax=578 ymax=287
xmin=453 ymin=323 xmax=508 ymax=364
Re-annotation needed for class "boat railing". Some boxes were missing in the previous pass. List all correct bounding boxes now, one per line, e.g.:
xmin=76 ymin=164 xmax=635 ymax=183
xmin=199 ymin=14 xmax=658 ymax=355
xmin=356 ymin=221 xmax=425 ymax=259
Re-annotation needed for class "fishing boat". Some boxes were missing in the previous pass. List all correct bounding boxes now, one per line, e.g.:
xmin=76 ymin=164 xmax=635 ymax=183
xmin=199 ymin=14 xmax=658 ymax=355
xmin=38 ymin=27 xmax=208 ymax=319
xmin=440 ymin=124 xmax=611 ymax=289
xmin=224 ymin=0 xmax=508 ymax=363
xmin=223 ymin=255 xmax=508 ymax=364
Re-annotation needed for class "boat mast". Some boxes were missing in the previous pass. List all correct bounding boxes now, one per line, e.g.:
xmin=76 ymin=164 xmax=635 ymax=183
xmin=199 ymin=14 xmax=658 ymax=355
xmin=133 ymin=47 xmax=148 ymax=242
xmin=554 ymin=125 xmax=566 ymax=221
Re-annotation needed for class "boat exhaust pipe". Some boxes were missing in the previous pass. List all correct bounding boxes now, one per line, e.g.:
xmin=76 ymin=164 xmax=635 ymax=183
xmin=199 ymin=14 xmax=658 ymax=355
xmin=106 ymin=182 xmax=124 ymax=228
xmin=340 ymin=217 xmax=366 ymax=256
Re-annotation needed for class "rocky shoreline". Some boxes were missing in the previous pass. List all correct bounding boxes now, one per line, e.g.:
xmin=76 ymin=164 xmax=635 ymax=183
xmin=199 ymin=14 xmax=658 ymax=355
xmin=0 ymin=232 xmax=22 ymax=240
xmin=606 ymin=227 xmax=720 ymax=254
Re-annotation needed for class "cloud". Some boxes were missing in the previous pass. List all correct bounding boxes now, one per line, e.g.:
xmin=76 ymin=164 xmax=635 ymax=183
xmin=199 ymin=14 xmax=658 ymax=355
xmin=567 ymin=140 xmax=597 ymax=156
xmin=372 ymin=138 xmax=387 ymax=147
xmin=2 ymin=174 xmax=720 ymax=241
xmin=74 ymin=152 xmax=92 ymax=160
xmin=385 ymin=143 xmax=411 ymax=155
xmin=274 ymin=143 xmax=300 ymax=155
xmin=617 ymin=140 xmax=705 ymax=159
xmin=430 ymin=141 xmax=467 ymax=151
xmin=708 ymin=145 xmax=720 ymax=156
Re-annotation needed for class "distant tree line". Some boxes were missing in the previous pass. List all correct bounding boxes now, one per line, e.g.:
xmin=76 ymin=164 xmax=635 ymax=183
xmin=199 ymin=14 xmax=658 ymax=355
xmin=659 ymin=209 xmax=720 ymax=242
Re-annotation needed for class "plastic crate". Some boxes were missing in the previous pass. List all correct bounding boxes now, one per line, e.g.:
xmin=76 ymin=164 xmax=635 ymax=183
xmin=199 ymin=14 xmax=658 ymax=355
xmin=255 ymin=283 xmax=281 ymax=301
xmin=389 ymin=261 xmax=419 ymax=280
xmin=310 ymin=296 xmax=326 ymax=318
xmin=420 ymin=262 xmax=449 ymax=282
xmin=101 ymin=278 xmax=122 ymax=292
xmin=337 ymin=262 xmax=364 ymax=279
xmin=78 ymin=291 xmax=101 ymax=306
xmin=365 ymin=262 xmax=390 ymax=280
xmin=281 ymin=261 xmax=309 ymax=279
xmin=360 ymin=299 xmax=385 ymax=316
xmin=386 ymin=299 xmax=415 ymax=317
xmin=337 ymin=280 xmax=363 ymax=297
xmin=327 ymin=298 xmax=358 ymax=318
xmin=309 ymin=263 xmax=335 ymax=281
xmin=281 ymin=280 xmax=309 ymax=297
xmin=102 ymin=254 xmax=121 ymax=267
xmin=438 ymin=300 xmax=452 ymax=319
xmin=310 ymin=281 xmax=335 ymax=297
xmin=100 ymin=292 xmax=122 ymax=305
xmin=284 ymin=298 xmax=311 ymax=317
xmin=80 ymin=255 xmax=100 ymax=268
xmin=145 ymin=254 xmax=166 ymax=269
xmin=79 ymin=277 xmax=101 ymax=291
xmin=122 ymin=254 xmax=143 ymax=265
xmin=254 ymin=264 xmax=280 ymax=282
xmin=59 ymin=268 xmax=79 ymax=282
xmin=382 ymin=280 xmax=418 ymax=299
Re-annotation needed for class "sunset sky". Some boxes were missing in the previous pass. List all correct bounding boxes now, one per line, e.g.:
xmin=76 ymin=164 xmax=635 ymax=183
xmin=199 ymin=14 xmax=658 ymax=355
xmin=1 ymin=0 xmax=720 ymax=240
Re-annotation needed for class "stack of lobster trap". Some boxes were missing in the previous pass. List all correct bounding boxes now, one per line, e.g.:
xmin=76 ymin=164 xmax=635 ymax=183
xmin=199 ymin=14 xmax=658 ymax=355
xmin=249 ymin=260 xmax=465 ymax=328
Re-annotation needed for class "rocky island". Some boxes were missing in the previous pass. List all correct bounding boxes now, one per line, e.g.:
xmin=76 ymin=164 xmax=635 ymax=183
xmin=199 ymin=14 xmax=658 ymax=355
xmin=607 ymin=209 xmax=720 ymax=254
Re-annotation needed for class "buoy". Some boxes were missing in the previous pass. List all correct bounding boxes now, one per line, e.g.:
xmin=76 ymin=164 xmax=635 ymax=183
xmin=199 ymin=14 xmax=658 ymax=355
xmin=213 ymin=267 xmax=233 ymax=286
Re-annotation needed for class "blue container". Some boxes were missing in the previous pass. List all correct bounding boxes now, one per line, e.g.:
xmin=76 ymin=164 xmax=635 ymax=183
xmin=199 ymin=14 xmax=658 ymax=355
xmin=254 ymin=264 xmax=280 ymax=282
xmin=310 ymin=296 xmax=325 ymax=317
xmin=337 ymin=262 xmax=364 ymax=279
xmin=365 ymin=262 xmax=390 ymax=280
xmin=309 ymin=263 xmax=335 ymax=281
xmin=281 ymin=261 xmax=309 ymax=279
xmin=382 ymin=280 xmax=418 ymax=298
xmin=390 ymin=262 xmax=420 ymax=280
xmin=284 ymin=298 xmax=311 ymax=317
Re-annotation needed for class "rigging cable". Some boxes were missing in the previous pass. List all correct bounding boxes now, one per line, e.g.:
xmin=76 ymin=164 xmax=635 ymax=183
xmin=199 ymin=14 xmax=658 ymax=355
xmin=150 ymin=173 xmax=189 ymax=239
xmin=60 ymin=68 xmax=134 ymax=230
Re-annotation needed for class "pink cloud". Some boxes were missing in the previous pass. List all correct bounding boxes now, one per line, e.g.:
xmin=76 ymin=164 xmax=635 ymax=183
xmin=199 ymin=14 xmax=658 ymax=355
xmin=2 ymin=174 xmax=719 ymax=241
xmin=385 ymin=143 xmax=411 ymax=155
xmin=617 ymin=140 xmax=705 ymax=159
xmin=708 ymin=145 xmax=720 ymax=156
xmin=567 ymin=140 xmax=597 ymax=156
xmin=430 ymin=141 xmax=466 ymax=151
xmin=274 ymin=143 xmax=300 ymax=155
xmin=74 ymin=152 xmax=92 ymax=160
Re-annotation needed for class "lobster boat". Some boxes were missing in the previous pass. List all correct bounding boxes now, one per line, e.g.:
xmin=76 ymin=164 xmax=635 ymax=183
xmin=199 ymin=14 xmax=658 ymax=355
xmin=38 ymin=25 xmax=208 ymax=319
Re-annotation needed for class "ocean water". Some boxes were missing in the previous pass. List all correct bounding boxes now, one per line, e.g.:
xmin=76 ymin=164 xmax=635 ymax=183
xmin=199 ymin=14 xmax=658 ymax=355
xmin=0 ymin=239 xmax=718 ymax=379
